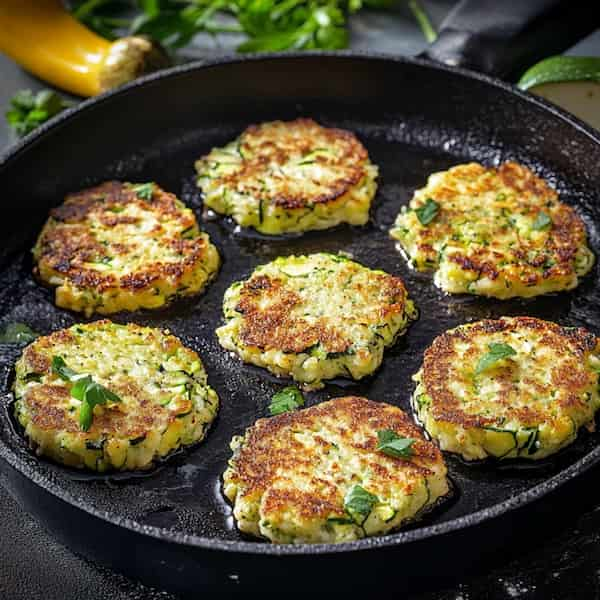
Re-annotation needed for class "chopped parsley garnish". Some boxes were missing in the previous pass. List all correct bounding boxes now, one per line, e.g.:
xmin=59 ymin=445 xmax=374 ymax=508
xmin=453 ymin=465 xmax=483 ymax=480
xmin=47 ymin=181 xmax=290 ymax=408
xmin=131 ymin=182 xmax=154 ymax=200
xmin=475 ymin=343 xmax=517 ymax=375
xmin=415 ymin=198 xmax=440 ymax=225
xmin=52 ymin=356 xmax=121 ymax=431
xmin=0 ymin=323 xmax=39 ymax=345
xmin=268 ymin=385 xmax=305 ymax=416
xmin=376 ymin=429 xmax=415 ymax=458
xmin=5 ymin=89 xmax=72 ymax=137
xmin=531 ymin=211 xmax=552 ymax=231
xmin=344 ymin=485 xmax=379 ymax=525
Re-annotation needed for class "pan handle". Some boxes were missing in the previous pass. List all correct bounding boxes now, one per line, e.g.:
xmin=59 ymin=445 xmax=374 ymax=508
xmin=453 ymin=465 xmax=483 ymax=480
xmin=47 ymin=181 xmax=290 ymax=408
xmin=420 ymin=0 xmax=598 ymax=80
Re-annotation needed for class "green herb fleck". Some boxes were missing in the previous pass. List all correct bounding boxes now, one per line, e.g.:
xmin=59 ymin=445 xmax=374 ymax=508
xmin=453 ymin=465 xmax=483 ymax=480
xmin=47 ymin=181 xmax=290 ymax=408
xmin=0 ymin=323 xmax=39 ymax=345
xmin=23 ymin=373 xmax=43 ymax=383
xmin=415 ymin=198 xmax=440 ymax=225
xmin=326 ymin=516 xmax=354 ymax=525
xmin=376 ymin=429 xmax=415 ymax=458
xmin=344 ymin=485 xmax=378 ymax=525
xmin=6 ymin=89 xmax=72 ymax=137
xmin=51 ymin=356 xmax=121 ymax=431
xmin=531 ymin=211 xmax=552 ymax=231
xmin=268 ymin=385 xmax=305 ymax=416
xmin=131 ymin=182 xmax=154 ymax=200
xmin=475 ymin=343 xmax=517 ymax=375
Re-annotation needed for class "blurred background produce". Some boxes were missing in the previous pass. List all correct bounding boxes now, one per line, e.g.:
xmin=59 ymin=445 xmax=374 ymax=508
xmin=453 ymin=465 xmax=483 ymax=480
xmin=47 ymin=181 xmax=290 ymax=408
xmin=518 ymin=55 xmax=600 ymax=130
xmin=0 ymin=0 xmax=436 ymax=100
xmin=1 ymin=2 xmax=598 ymax=138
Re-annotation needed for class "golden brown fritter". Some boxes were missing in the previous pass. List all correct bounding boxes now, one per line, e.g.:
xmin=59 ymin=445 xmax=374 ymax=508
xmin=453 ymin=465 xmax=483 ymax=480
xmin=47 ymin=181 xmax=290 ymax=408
xmin=391 ymin=162 xmax=594 ymax=298
xmin=413 ymin=316 xmax=600 ymax=460
xmin=13 ymin=320 xmax=219 ymax=471
xmin=223 ymin=396 xmax=449 ymax=543
xmin=217 ymin=253 xmax=417 ymax=389
xmin=195 ymin=119 xmax=378 ymax=234
xmin=33 ymin=181 xmax=220 ymax=316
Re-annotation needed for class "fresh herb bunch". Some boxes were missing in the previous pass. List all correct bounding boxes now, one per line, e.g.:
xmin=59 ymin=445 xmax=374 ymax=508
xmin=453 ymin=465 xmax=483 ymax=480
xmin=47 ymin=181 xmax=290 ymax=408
xmin=69 ymin=0 xmax=435 ymax=53
xmin=5 ymin=89 xmax=73 ymax=137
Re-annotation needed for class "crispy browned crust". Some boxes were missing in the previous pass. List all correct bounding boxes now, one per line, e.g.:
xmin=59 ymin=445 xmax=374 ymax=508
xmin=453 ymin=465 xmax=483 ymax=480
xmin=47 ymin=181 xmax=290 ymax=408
xmin=201 ymin=118 xmax=370 ymax=209
xmin=229 ymin=397 xmax=443 ymax=519
xmin=34 ymin=181 xmax=211 ymax=295
xmin=23 ymin=386 xmax=185 ymax=437
xmin=234 ymin=271 xmax=409 ymax=353
xmin=421 ymin=316 xmax=599 ymax=428
xmin=18 ymin=320 xmax=190 ymax=438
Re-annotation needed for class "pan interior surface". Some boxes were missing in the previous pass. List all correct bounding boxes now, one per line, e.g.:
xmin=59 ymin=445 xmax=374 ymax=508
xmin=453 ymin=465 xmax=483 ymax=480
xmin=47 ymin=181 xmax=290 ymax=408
xmin=0 ymin=55 xmax=599 ymax=554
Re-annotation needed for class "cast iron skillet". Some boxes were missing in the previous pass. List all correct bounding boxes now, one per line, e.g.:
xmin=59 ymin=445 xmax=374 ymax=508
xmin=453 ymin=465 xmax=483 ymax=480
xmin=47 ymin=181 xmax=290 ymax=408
xmin=1 ymin=1 xmax=600 ymax=594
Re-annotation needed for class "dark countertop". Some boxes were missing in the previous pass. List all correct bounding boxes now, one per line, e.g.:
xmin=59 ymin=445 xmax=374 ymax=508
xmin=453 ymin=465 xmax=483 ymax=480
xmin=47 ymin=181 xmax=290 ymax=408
xmin=1 ymin=5 xmax=600 ymax=599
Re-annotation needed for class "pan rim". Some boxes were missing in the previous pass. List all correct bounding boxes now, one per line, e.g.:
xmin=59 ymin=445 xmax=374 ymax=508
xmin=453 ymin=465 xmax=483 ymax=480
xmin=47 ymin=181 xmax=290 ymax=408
xmin=1 ymin=50 xmax=600 ymax=556
xmin=2 ymin=49 xmax=600 ymax=168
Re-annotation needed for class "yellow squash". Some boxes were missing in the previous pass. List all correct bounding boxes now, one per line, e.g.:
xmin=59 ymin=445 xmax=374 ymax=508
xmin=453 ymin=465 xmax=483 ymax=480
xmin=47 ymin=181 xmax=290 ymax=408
xmin=0 ymin=0 xmax=170 ymax=97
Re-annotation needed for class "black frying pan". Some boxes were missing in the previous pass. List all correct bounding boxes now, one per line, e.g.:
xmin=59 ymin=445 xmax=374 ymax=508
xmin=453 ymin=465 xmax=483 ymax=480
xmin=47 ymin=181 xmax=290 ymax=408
xmin=1 ymin=0 xmax=600 ymax=595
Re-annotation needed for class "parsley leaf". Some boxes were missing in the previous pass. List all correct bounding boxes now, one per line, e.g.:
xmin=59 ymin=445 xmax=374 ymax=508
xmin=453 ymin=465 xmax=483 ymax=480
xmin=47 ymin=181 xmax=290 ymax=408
xmin=415 ymin=198 xmax=440 ymax=225
xmin=269 ymin=385 xmax=305 ymax=416
xmin=531 ymin=211 xmax=552 ymax=231
xmin=0 ymin=323 xmax=39 ymax=345
xmin=51 ymin=356 xmax=121 ymax=431
xmin=52 ymin=356 xmax=80 ymax=381
xmin=6 ymin=89 xmax=72 ymax=137
xmin=344 ymin=485 xmax=378 ymax=525
xmin=376 ymin=429 xmax=415 ymax=458
xmin=475 ymin=343 xmax=517 ymax=375
xmin=79 ymin=400 xmax=95 ymax=432
xmin=131 ymin=182 xmax=154 ymax=200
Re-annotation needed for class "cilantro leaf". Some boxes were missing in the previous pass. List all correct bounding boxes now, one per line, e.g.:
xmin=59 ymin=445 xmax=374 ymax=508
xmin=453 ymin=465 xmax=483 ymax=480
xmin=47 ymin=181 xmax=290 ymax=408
xmin=268 ymin=385 xmax=304 ymax=416
xmin=531 ymin=211 xmax=552 ymax=231
xmin=131 ymin=182 xmax=154 ymax=200
xmin=344 ymin=485 xmax=378 ymax=525
xmin=415 ymin=198 xmax=440 ymax=225
xmin=475 ymin=343 xmax=517 ymax=375
xmin=376 ymin=429 xmax=415 ymax=458
xmin=6 ymin=89 xmax=72 ymax=137
xmin=0 ymin=323 xmax=39 ymax=345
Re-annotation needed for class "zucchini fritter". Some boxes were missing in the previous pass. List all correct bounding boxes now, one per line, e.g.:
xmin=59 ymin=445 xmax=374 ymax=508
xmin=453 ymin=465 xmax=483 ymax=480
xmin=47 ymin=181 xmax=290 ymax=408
xmin=195 ymin=118 xmax=378 ymax=234
xmin=223 ymin=396 xmax=449 ymax=544
xmin=33 ymin=181 xmax=220 ymax=316
xmin=391 ymin=162 xmax=594 ymax=298
xmin=413 ymin=316 xmax=600 ymax=460
xmin=13 ymin=320 xmax=219 ymax=471
xmin=217 ymin=253 xmax=417 ymax=389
